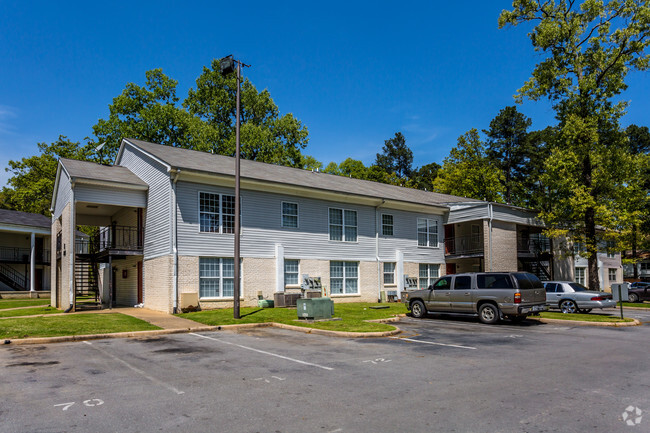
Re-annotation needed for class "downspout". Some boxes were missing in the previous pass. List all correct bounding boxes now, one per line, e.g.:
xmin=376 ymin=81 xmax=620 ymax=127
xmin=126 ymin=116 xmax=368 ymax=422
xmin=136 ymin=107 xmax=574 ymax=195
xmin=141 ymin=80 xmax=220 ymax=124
xmin=67 ymin=182 xmax=76 ymax=312
xmin=488 ymin=202 xmax=493 ymax=272
xmin=171 ymin=170 xmax=181 ymax=314
xmin=375 ymin=199 xmax=385 ymax=302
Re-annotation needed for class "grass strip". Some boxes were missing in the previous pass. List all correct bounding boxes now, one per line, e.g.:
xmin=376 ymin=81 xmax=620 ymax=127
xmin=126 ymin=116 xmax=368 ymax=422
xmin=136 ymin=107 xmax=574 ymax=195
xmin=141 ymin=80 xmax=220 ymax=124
xmin=179 ymin=302 xmax=408 ymax=333
xmin=618 ymin=302 xmax=650 ymax=308
xmin=0 ymin=306 xmax=60 ymax=318
xmin=0 ymin=313 xmax=160 ymax=340
xmin=0 ymin=298 xmax=51 ymax=309
xmin=539 ymin=312 xmax=635 ymax=323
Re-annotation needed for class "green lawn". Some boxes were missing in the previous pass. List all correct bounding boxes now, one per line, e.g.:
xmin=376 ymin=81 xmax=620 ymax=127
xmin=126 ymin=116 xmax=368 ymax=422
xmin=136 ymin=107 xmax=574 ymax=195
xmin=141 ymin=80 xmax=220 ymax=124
xmin=538 ymin=312 xmax=635 ymax=323
xmin=0 ymin=313 xmax=160 ymax=340
xmin=179 ymin=302 xmax=408 ymax=333
xmin=0 ymin=306 xmax=59 ymax=318
xmin=618 ymin=301 xmax=650 ymax=308
xmin=0 ymin=298 xmax=51 ymax=309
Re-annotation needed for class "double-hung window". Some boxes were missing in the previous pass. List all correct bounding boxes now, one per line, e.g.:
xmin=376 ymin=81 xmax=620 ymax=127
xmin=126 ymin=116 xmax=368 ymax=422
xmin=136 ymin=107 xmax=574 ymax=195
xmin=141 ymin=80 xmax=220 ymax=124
xmin=417 ymin=218 xmax=438 ymax=247
xmin=199 ymin=192 xmax=235 ymax=233
xmin=383 ymin=262 xmax=395 ymax=285
xmin=284 ymin=259 xmax=300 ymax=286
xmin=199 ymin=258 xmax=236 ymax=298
xmin=329 ymin=208 xmax=357 ymax=242
xmin=330 ymin=261 xmax=359 ymax=294
xmin=608 ymin=268 xmax=617 ymax=281
xmin=282 ymin=202 xmax=298 ymax=228
xmin=575 ymin=267 xmax=586 ymax=285
xmin=381 ymin=214 xmax=394 ymax=236
xmin=419 ymin=264 xmax=439 ymax=289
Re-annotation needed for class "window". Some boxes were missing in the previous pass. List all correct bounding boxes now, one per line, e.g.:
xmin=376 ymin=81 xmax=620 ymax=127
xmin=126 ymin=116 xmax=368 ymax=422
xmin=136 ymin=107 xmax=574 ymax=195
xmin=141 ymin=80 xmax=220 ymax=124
xmin=608 ymin=268 xmax=617 ymax=282
xmin=432 ymin=276 xmax=451 ymax=290
xmin=477 ymin=273 xmax=514 ymax=289
xmin=383 ymin=262 xmax=395 ymax=285
xmin=417 ymin=218 xmax=438 ymax=247
xmin=199 ymin=258 xmax=236 ymax=298
xmin=419 ymin=264 xmax=440 ymax=289
xmin=199 ymin=192 xmax=236 ymax=233
xmin=606 ymin=241 xmax=616 ymax=258
xmin=284 ymin=259 xmax=299 ymax=285
xmin=454 ymin=276 xmax=472 ymax=290
xmin=281 ymin=202 xmax=298 ymax=228
xmin=575 ymin=267 xmax=586 ymax=285
xmin=381 ymin=214 xmax=394 ymax=236
xmin=330 ymin=261 xmax=359 ymax=294
xmin=545 ymin=283 xmax=558 ymax=293
xmin=329 ymin=208 xmax=357 ymax=242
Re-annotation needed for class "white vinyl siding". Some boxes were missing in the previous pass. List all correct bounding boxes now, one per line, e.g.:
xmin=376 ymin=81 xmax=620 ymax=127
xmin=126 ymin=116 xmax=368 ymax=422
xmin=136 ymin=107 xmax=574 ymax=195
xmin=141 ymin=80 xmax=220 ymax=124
xmin=199 ymin=258 xmax=235 ymax=298
xmin=383 ymin=262 xmax=395 ymax=285
xmin=199 ymin=192 xmax=235 ymax=233
xmin=330 ymin=261 xmax=359 ymax=294
xmin=381 ymin=214 xmax=394 ymax=236
xmin=419 ymin=264 xmax=439 ymax=289
xmin=329 ymin=208 xmax=357 ymax=242
xmin=417 ymin=218 xmax=438 ymax=247
xmin=281 ymin=202 xmax=298 ymax=228
xmin=284 ymin=259 xmax=299 ymax=285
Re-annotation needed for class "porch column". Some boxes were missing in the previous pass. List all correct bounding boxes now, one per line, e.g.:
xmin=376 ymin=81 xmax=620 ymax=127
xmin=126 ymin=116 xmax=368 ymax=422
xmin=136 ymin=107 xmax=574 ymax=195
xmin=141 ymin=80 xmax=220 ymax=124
xmin=396 ymin=250 xmax=404 ymax=300
xmin=275 ymin=244 xmax=284 ymax=293
xmin=30 ymin=232 xmax=35 ymax=292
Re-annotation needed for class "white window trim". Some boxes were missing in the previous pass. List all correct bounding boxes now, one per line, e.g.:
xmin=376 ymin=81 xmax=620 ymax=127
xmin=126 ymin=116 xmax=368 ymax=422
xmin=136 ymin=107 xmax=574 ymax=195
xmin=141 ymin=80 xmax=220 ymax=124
xmin=383 ymin=262 xmax=396 ymax=286
xmin=281 ymin=201 xmax=299 ymax=229
xmin=198 ymin=257 xmax=242 ymax=299
xmin=328 ymin=207 xmax=358 ymax=243
xmin=197 ymin=191 xmax=238 ymax=234
xmin=381 ymin=214 xmax=394 ymax=237
xmin=417 ymin=218 xmax=439 ymax=248
xmin=330 ymin=261 xmax=360 ymax=295
xmin=419 ymin=263 xmax=440 ymax=289
xmin=284 ymin=259 xmax=300 ymax=287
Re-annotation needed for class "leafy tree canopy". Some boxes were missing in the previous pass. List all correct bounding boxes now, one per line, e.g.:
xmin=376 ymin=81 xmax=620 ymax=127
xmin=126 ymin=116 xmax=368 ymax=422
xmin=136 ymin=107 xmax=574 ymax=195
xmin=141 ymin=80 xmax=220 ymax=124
xmin=375 ymin=132 xmax=413 ymax=179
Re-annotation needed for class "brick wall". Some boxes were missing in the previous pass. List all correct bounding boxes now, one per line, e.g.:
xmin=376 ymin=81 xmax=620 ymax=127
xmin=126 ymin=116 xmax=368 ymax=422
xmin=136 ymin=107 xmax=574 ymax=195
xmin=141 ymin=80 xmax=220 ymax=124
xmin=485 ymin=220 xmax=518 ymax=272
xmin=143 ymin=255 xmax=173 ymax=313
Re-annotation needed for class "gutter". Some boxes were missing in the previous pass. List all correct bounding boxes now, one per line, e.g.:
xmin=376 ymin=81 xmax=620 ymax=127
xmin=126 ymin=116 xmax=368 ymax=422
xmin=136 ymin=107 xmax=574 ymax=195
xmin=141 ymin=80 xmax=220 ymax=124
xmin=375 ymin=199 xmax=386 ymax=302
xmin=68 ymin=182 xmax=76 ymax=311
xmin=171 ymin=169 xmax=181 ymax=314
xmin=488 ymin=202 xmax=493 ymax=272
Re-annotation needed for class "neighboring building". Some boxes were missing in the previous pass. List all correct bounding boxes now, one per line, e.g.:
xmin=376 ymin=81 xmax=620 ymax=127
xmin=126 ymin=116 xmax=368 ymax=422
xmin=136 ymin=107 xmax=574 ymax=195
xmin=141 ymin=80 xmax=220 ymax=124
xmin=0 ymin=209 xmax=51 ymax=292
xmin=49 ymin=138 xmax=624 ymax=313
xmin=623 ymin=251 xmax=650 ymax=282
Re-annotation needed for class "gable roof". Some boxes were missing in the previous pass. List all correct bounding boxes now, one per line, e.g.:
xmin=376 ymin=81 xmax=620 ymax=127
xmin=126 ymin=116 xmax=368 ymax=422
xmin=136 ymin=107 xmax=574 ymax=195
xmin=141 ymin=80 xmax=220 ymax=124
xmin=0 ymin=209 xmax=51 ymax=229
xmin=120 ymin=138 xmax=482 ymax=208
xmin=59 ymin=158 xmax=148 ymax=187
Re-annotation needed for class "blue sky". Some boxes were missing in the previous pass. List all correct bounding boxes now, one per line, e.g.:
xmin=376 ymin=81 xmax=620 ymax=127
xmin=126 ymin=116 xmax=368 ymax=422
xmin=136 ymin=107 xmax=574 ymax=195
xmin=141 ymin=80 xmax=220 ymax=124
xmin=1 ymin=1 xmax=648 ymax=188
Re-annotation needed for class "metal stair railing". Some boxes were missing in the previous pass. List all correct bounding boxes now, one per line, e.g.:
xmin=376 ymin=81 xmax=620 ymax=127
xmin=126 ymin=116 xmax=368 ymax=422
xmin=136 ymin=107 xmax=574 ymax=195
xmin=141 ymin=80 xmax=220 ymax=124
xmin=0 ymin=263 xmax=28 ymax=291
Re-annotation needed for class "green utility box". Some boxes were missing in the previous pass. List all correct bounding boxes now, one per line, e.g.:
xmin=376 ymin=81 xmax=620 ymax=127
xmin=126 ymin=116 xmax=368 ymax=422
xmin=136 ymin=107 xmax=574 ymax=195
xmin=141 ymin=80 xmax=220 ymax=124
xmin=296 ymin=297 xmax=334 ymax=320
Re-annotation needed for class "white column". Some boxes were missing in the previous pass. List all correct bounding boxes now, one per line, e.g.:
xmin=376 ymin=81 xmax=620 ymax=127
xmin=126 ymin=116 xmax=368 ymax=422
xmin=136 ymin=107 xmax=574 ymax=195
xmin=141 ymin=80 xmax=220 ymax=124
xmin=396 ymin=250 xmax=404 ymax=299
xmin=30 ymin=232 xmax=35 ymax=291
xmin=275 ymin=244 xmax=284 ymax=293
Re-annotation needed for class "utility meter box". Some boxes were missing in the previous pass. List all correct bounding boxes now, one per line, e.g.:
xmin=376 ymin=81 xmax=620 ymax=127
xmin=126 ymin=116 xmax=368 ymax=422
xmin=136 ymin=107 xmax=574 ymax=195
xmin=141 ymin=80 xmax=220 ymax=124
xmin=297 ymin=297 xmax=334 ymax=320
xmin=611 ymin=283 xmax=630 ymax=302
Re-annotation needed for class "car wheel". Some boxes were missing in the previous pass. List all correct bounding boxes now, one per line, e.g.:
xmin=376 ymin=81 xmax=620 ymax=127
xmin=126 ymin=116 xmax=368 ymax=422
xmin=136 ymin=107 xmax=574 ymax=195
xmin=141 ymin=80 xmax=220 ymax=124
xmin=579 ymin=308 xmax=592 ymax=313
xmin=478 ymin=303 xmax=499 ymax=324
xmin=628 ymin=293 xmax=639 ymax=303
xmin=410 ymin=300 xmax=427 ymax=319
xmin=560 ymin=299 xmax=578 ymax=314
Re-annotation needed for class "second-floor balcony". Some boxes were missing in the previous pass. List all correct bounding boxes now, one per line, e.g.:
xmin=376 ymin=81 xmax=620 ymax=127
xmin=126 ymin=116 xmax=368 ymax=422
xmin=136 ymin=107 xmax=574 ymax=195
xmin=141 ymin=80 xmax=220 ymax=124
xmin=0 ymin=246 xmax=51 ymax=264
xmin=445 ymin=235 xmax=484 ymax=256
xmin=75 ymin=226 xmax=143 ymax=255
xmin=517 ymin=235 xmax=552 ymax=255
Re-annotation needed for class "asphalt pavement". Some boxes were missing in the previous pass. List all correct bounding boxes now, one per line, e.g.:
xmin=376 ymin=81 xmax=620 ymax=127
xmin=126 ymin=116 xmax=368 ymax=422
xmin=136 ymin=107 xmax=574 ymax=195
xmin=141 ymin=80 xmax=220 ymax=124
xmin=1 ymin=313 xmax=648 ymax=433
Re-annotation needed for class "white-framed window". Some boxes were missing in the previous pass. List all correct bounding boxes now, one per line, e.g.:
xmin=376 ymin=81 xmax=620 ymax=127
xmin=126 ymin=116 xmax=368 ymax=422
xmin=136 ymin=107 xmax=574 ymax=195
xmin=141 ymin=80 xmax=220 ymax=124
xmin=575 ymin=267 xmax=586 ymax=285
xmin=419 ymin=264 xmax=439 ymax=289
xmin=199 ymin=257 xmax=237 ymax=298
xmin=281 ymin=202 xmax=298 ymax=228
xmin=330 ymin=261 xmax=359 ymax=294
xmin=284 ymin=259 xmax=300 ymax=286
xmin=199 ymin=192 xmax=235 ymax=233
xmin=608 ymin=268 xmax=617 ymax=282
xmin=381 ymin=214 xmax=394 ymax=236
xmin=606 ymin=241 xmax=616 ymax=258
xmin=417 ymin=218 xmax=438 ymax=247
xmin=383 ymin=262 xmax=395 ymax=285
xmin=329 ymin=208 xmax=357 ymax=242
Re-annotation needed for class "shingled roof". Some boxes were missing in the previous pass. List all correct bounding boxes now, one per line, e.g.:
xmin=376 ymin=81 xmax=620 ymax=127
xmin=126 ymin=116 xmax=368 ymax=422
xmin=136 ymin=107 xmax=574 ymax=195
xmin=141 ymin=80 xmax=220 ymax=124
xmin=122 ymin=138 xmax=482 ymax=207
xmin=0 ymin=209 xmax=51 ymax=229
xmin=60 ymin=158 xmax=148 ymax=187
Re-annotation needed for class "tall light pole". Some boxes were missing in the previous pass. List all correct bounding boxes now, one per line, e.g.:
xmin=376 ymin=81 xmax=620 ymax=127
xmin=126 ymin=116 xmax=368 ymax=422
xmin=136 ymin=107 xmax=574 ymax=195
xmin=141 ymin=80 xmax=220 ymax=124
xmin=219 ymin=55 xmax=249 ymax=319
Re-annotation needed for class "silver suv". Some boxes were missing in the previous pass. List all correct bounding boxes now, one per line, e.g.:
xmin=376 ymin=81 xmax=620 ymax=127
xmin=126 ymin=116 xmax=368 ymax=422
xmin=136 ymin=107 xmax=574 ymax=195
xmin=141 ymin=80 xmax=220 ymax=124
xmin=404 ymin=272 xmax=548 ymax=324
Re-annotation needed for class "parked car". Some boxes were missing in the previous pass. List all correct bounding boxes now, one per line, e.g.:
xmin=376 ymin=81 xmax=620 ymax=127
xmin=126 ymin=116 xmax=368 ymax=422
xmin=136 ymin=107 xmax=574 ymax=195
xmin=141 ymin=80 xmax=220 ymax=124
xmin=543 ymin=281 xmax=616 ymax=313
xmin=403 ymin=272 xmax=548 ymax=324
xmin=628 ymin=282 xmax=650 ymax=303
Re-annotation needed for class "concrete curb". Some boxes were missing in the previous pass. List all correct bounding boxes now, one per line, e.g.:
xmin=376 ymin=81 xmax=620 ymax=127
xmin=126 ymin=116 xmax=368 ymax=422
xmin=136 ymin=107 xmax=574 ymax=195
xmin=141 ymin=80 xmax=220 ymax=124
xmin=2 ymin=319 xmax=403 ymax=345
xmin=530 ymin=317 xmax=642 ymax=327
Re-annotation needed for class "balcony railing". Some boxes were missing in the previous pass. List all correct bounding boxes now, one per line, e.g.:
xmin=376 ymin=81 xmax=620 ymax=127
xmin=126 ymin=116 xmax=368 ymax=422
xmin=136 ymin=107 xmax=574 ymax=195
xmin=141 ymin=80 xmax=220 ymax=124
xmin=444 ymin=235 xmax=484 ymax=256
xmin=517 ymin=235 xmax=552 ymax=254
xmin=75 ymin=226 xmax=143 ymax=254
xmin=0 ymin=246 xmax=51 ymax=264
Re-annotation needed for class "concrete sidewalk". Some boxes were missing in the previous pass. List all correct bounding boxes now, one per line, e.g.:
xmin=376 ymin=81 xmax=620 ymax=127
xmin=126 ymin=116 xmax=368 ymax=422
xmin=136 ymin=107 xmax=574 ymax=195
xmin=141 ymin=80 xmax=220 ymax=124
xmin=115 ymin=307 xmax=206 ymax=330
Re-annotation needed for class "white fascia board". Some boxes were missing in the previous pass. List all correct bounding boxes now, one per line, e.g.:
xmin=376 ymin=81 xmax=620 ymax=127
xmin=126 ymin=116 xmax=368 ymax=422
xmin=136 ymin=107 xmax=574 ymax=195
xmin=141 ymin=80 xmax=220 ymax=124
xmin=178 ymin=169 xmax=448 ymax=215
xmin=0 ymin=224 xmax=51 ymax=235
xmin=49 ymin=161 xmax=71 ymax=216
xmin=121 ymin=139 xmax=172 ymax=172
xmin=72 ymin=178 xmax=149 ymax=191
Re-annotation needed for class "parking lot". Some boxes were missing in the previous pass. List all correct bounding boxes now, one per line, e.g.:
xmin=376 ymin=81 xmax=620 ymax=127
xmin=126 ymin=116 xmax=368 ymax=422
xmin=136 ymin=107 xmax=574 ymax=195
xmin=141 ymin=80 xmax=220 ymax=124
xmin=1 ymin=311 xmax=649 ymax=433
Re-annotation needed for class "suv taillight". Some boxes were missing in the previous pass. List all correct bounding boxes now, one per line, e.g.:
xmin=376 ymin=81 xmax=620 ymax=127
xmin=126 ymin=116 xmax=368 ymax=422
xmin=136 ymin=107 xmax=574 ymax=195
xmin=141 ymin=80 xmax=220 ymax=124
xmin=514 ymin=293 xmax=521 ymax=304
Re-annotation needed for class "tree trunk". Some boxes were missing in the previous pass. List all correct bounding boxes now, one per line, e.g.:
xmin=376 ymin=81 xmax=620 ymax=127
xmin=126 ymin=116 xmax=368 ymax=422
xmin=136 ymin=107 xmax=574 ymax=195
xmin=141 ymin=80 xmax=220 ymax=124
xmin=585 ymin=207 xmax=600 ymax=290
xmin=632 ymin=224 xmax=638 ymax=279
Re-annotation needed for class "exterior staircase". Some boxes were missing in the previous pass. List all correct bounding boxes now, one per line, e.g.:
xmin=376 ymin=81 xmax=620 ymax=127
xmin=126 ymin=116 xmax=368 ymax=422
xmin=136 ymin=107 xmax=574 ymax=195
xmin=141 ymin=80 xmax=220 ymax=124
xmin=0 ymin=263 xmax=28 ymax=291
xmin=74 ymin=256 xmax=102 ymax=310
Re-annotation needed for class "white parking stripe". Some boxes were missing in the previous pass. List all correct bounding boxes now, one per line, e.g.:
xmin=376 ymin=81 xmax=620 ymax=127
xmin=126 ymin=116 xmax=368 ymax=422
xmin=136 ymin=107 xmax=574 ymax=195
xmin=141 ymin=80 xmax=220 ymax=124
xmin=389 ymin=336 xmax=477 ymax=350
xmin=190 ymin=332 xmax=334 ymax=371
xmin=82 ymin=341 xmax=185 ymax=395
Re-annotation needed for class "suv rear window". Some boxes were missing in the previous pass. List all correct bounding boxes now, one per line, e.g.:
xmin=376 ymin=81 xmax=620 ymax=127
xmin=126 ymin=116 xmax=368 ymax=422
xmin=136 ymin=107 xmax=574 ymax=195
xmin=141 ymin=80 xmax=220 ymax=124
xmin=477 ymin=274 xmax=513 ymax=289
xmin=513 ymin=273 xmax=544 ymax=289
